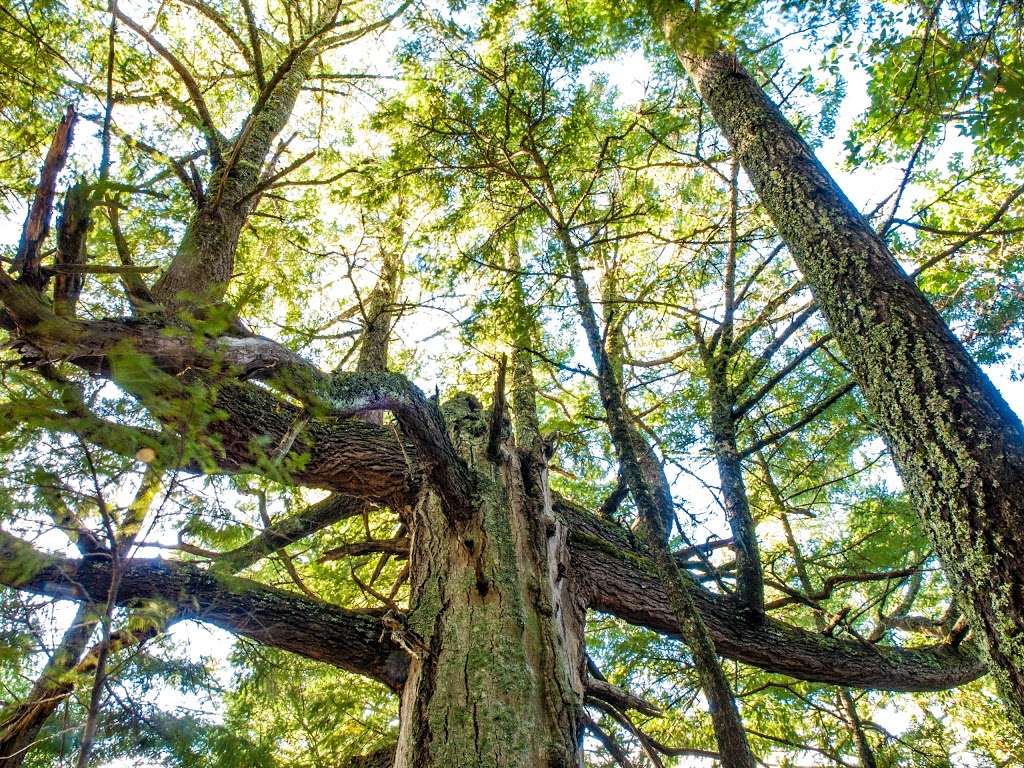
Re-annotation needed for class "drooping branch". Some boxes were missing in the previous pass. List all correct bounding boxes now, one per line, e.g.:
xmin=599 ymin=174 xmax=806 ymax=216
xmin=322 ymin=372 xmax=477 ymax=522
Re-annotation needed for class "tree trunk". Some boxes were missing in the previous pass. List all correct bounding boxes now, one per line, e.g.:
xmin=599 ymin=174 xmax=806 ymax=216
xmin=657 ymin=10 xmax=1024 ymax=724
xmin=393 ymin=394 xmax=584 ymax=767
xmin=152 ymin=40 xmax=322 ymax=308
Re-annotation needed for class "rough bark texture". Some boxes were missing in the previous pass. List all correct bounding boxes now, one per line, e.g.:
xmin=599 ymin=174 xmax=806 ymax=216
xmin=53 ymin=180 xmax=92 ymax=317
xmin=658 ymin=8 xmax=1024 ymax=723
xmin=393 ymin=394 xmax=583 ymax=767
xmin=151 ymin=45 xmax=319 ymax=308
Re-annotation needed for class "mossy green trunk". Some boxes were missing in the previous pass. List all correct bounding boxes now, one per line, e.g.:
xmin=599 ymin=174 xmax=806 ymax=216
xmin=659 ymin=14 xmax=1024 ymax=724
xmin=393 ymin=395 xmax=584 ymax=767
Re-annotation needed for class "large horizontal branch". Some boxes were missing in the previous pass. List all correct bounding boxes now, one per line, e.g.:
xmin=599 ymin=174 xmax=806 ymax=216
xmin=0 ymin=531 xmax=409 ymax=691
xmin=0 ymin=291 xmax=460 ymax=510
xmin=557 ymin=498 xmax=985 ymax=692
xmin=1 ymin=487 xmax=984 ymax=696
xmin=202 ymin=380 xmax=418 ymax=502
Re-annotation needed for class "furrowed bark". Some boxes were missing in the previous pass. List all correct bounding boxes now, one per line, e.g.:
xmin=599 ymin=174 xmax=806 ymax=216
xmin=393 ymin=394 xmax=584 ymax=767
xmin=706 ymin=353 xmax=764 ymax=613
xmin=656 ymin=4 xmax=1024 ymax=723
xmin=213 ymin=257 xmax=399 ymax=573
xmin=839 ymin=690 xmax=877 ymax=768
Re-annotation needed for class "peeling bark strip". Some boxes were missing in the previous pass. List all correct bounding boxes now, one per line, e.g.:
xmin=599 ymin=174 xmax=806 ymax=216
xmin=12 ymin=105 xmax=77 ymax=291
xmin=657 ymin=6 xmax=1024 ymax=721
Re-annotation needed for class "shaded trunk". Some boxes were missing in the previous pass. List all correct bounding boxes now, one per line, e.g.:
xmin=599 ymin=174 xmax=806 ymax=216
xmin=393 ymin=394 xmax=584 ymax=767
xmin=558 ymin=232 xmax=756 ymax=767
xmin=658 ymin=11 xmax=1024 ymax=723
xmin=838 ymin=690 xmax=877 ymax=768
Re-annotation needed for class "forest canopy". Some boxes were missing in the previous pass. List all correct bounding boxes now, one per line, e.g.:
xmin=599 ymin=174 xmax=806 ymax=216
xmin=0 ymin=0 xmax=1022 ymax=765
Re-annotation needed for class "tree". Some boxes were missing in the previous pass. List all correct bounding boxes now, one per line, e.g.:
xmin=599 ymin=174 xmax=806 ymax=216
xmin=0 ymin=0 xmax=1020 ymax=765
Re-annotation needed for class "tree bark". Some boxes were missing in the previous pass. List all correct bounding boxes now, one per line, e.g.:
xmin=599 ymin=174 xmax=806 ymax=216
xmin=393 ymin=394 xmax=584 ymax=767
xmin=560 ymin=229 xmax=756 ymax=767
xmin=150 ymin=6 xmax=336 ymax=308
xmin=656 ymin=6 xmax=1024 ymax=724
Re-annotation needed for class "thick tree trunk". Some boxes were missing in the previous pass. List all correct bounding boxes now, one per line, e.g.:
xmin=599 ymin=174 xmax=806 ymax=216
xmin=658 ymin=11 xmax=1024 ymax=722
xmin=393 ymin=394 xmax=584 ymax=767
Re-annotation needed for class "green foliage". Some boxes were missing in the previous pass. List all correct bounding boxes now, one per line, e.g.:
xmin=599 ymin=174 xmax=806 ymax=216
xmin=0 ymin=0 xmax=1021 ymax=763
